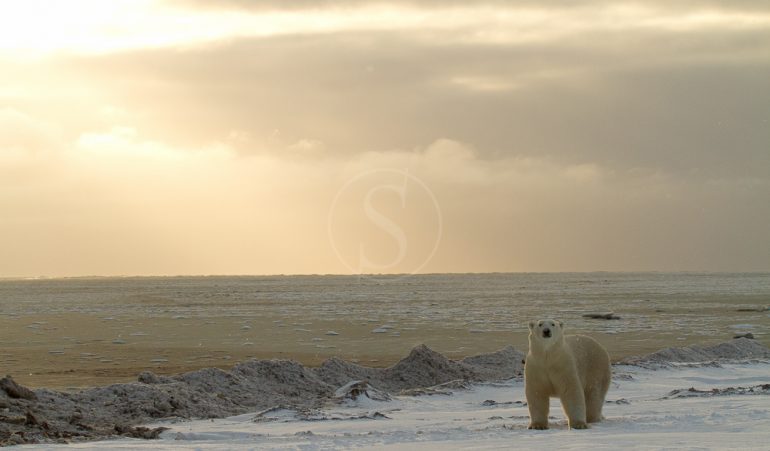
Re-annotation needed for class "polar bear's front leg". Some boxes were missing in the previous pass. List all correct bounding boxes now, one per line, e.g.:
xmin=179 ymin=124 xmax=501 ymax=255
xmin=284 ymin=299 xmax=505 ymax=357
xmin=526 ymin=384 xmax=550 ymax=430
xmin=560 ymin=378 xmax=588 ymax=429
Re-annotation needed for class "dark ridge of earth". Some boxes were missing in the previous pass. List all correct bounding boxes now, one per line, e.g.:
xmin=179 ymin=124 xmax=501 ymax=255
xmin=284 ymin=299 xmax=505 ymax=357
xmin=2 ymin=339 xmax=769 ymax=446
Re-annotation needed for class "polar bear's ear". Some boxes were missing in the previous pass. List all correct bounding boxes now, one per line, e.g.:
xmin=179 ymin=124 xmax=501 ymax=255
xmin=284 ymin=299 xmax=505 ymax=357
xmin=528 ymin=320 xmax=535 ymax=330
xmin=557 ymin=320 xmax=564 ymax=329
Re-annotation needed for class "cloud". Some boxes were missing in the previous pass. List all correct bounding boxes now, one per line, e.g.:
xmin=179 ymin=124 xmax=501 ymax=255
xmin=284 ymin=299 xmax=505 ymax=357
xmin=59 ymin=19 xmax=769 ymax=179
xmin=0 ymin=108 xmax=59 ymax=154
xmin=177 ymin=0 xmax=770 ymax=15
xmin=1 ymin=1 xmax=768 ymax=275
xmin=1 ymin=115 xmax=768 ymax=276
xmin=3 ymin=0 xmax=769 ymax=57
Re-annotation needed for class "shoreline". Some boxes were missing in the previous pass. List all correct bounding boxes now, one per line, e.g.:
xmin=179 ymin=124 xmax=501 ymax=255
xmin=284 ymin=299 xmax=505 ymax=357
xmin=6 ymin=326 xmax=766 ymax=391
xmin=4 ymin=309 xmax=768 ymax=390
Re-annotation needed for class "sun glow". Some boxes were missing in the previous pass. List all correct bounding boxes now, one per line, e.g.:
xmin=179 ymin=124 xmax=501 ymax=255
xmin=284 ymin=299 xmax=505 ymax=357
xmin=2 ymin=1 xmax=768 ymax=59
xmin=1 ymin=0 xmax=769 ymax=276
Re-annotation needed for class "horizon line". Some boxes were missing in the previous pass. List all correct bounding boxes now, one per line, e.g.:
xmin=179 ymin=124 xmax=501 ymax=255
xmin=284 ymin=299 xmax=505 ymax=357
xmin=2 ymin=270 xmax=769 ymax=281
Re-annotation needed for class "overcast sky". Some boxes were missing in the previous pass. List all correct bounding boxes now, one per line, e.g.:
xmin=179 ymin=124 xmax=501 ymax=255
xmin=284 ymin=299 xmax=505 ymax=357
xmin=1 ymin=0 xmax=769 ymax=276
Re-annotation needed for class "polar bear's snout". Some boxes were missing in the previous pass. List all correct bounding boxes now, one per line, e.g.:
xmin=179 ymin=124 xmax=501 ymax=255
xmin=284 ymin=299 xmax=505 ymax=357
xmin=542 ymin=328 xmax=552 ymax=338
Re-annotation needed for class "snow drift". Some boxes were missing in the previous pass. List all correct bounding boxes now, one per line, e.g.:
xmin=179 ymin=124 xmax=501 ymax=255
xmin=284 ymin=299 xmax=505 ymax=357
xmin=2 ymin=339 xmax=768 ymax=446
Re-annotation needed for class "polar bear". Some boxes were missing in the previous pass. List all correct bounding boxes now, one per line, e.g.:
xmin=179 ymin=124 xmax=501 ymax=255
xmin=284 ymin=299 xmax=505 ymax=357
xmin=524 ymin=319 xmax=611 ymax=430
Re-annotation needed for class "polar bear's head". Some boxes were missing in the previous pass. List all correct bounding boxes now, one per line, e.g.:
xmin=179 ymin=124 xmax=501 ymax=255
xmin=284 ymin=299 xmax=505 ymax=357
xmin=528 ymin=319 xmax=564 ymax=348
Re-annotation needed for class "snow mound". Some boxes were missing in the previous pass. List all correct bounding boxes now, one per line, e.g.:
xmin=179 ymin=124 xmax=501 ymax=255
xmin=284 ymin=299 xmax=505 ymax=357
xmin=377 ymin=345 xmax=478 ymax=392
xmin=620 ymin=338 xmax=770 ymax=367
xmin=461 ymin=345 xmax=524 ymax=380
xmin=313 ymin=357 xmax=380 ymax=389
xmin=0 ymin=344 xmax=523 ymax=445
xmin=313 ymin=344 xmax=524 ymax=394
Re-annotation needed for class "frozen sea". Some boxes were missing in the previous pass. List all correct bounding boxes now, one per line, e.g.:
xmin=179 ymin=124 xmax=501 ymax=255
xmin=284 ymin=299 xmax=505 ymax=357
xmin=2 ymin=272 xmax=768 ymax=336
xmin=1 ymin=272 xmax=768 ymax=388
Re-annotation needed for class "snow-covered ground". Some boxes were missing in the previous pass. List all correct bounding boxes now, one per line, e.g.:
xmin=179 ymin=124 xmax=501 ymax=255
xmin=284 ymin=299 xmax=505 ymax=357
xmin=34 ymin=362 xmax=770 ymax=450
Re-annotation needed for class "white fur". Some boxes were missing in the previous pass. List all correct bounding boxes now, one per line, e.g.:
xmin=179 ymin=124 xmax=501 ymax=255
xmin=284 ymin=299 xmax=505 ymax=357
xmin=524 ymin=319 xmax=611 ymax=430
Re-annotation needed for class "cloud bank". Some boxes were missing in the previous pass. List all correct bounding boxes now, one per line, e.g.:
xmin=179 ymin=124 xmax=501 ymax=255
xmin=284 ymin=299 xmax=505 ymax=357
xmin=1 ymin=0 xmax=768 ymax=275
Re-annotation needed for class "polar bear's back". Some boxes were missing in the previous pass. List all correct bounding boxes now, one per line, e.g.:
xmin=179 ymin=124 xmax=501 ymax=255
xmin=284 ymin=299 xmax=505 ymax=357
xmin=566 ymin=334 xmax=611 ymax=389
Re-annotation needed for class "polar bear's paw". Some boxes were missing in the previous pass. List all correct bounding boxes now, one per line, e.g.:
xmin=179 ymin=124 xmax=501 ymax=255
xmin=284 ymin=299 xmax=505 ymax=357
xmin=527 ymin=423 xmax=549 ymax=430
xmin=569 ymin=421 xmax=588 ymax=430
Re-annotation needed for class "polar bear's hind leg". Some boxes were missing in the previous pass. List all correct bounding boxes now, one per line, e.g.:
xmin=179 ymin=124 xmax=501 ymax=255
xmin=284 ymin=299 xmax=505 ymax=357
xmin=585 ymin=377 xmax=610 ymax=423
